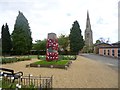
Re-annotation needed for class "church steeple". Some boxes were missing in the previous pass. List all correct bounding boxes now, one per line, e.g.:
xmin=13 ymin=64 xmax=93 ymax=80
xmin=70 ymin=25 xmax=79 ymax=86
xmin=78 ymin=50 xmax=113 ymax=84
xmin=86 ymin=10 xmax=91 ymax=29
xmin=84 ymin=10 xmax=93 ymax=51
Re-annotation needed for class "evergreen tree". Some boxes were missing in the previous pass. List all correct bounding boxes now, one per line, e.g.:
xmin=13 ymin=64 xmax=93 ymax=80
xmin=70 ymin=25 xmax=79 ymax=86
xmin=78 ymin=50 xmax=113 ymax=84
xmin=1 ymin=23 xmax=12 ymax=55
xmin=69 ymin=20 xmax=84 ymax=54
xmin=11 ymin=11 xmax=32 ymax=55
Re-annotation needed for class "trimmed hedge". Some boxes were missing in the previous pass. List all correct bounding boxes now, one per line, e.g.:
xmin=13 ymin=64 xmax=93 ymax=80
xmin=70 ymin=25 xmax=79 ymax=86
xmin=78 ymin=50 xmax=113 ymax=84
xmin=1 ymin=57 xmax=31 ymax=64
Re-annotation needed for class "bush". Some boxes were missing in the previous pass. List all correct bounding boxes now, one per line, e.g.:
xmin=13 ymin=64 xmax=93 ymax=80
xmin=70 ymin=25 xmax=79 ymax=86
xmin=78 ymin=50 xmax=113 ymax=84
xmin=1 ymin=57 xmax=31 ymax=64
xmin=37 ymin=55 xmax=46 ymax=60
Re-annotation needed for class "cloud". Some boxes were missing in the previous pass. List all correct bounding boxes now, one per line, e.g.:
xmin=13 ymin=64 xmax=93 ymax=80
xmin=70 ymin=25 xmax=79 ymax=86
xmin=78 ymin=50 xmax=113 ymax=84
xmin=0 ymin=0 xmax=119 ymax=43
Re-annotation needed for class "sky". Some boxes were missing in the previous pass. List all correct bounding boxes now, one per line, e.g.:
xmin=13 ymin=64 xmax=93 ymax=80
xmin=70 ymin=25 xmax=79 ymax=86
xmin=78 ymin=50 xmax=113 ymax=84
xmin=0 ymin=0 xmax=119 ymax=43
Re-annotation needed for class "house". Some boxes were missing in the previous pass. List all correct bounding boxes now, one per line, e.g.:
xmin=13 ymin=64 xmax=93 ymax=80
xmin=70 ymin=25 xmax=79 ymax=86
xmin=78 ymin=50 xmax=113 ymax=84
xmin=95 ymin=42 xmax=120 ymax=58
xmin=94 ymin=43 xmax=111 ymax=54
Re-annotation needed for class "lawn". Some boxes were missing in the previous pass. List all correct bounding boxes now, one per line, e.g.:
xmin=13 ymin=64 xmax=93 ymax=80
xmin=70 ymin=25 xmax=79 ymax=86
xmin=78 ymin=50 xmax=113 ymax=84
xmin=33 ymin=60 xmax=69 ymax=65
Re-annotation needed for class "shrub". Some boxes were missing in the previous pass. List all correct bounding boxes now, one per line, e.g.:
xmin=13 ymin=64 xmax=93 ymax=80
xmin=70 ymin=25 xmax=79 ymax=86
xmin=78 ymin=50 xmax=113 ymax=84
xmin=1 ymin=57 xmax=31 ymax=64
xmin=37 ymin=55 xmax=46 ymax=60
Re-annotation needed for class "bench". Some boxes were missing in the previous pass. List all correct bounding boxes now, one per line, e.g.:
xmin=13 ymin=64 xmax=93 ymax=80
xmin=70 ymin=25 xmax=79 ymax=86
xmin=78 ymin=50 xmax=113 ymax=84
xmin=0 ymin=68 xmax=23 ymax=83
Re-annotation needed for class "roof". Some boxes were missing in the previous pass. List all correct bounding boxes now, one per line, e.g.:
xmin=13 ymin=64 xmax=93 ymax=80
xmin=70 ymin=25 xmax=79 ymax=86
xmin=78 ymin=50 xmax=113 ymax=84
xmin=95 ymin=42 xmax=120 ymax=48
xmin=99 ymin=46 xmax=119 ymax=48
xmin=94 ymin=43 xmax=111 ymax=46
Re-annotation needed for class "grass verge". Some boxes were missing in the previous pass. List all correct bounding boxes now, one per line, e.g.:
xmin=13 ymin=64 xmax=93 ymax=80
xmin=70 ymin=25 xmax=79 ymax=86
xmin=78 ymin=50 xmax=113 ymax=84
xmin=33 ymin=60 xmax=69 ymax=65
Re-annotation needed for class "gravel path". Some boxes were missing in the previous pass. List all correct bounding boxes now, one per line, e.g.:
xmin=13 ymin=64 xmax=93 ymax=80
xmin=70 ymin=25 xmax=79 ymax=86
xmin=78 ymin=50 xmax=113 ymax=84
xmin=2 ymin=56 xmax=118 ymax=88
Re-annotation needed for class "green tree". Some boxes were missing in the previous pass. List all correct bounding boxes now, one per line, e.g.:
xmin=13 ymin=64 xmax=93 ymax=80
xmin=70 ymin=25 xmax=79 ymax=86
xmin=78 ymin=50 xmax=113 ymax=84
xmin=1 ymin=23 xmax=12 ymax=55
xmin=58 ymin=34 xmax=69 ymax=51
xmin=32 ymin=39 xmax=46 ymax=51
xmin=69 ymin=20 xmax=84 ymax=54
xmin=11 ymin=11 xmax=32 ymax=55
xmin=95 ymin=40 xmax=101 ymax=44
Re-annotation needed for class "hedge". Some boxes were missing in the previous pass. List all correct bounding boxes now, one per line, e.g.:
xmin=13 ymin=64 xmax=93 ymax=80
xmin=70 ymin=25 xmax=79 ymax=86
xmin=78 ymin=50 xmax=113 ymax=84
xmin=1 ymin=57 xmax=31 ymax=64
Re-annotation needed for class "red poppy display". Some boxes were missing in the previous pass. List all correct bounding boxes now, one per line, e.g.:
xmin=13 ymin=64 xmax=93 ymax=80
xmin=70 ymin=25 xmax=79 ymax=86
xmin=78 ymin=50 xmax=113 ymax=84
xmin=46 ymin=38 xmax=58 ymax=61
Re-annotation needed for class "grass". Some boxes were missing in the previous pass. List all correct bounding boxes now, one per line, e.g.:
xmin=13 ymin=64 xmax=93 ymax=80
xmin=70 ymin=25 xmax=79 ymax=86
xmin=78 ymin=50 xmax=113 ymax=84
xmin=0 ymin=78 xmax=17 ymax=88
xmin=33 ymin=60 xmax=69 ymax=65
xmin=0 ymin=78 xmax=37 ymax=89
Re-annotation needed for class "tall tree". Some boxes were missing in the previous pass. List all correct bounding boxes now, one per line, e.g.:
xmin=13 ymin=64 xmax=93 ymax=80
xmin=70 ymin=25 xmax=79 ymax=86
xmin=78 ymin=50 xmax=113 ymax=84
xmin=1 ymin=23 xmax=12 ymax=55
xmin=11 ymin=11 xmax=32 ymax=55
xmin=69 ymin=20 xmax=84 ymax=54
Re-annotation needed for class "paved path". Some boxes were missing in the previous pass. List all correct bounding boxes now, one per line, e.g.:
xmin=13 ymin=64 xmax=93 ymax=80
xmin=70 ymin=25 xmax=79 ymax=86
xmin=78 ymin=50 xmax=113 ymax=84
xmin=81 ymin=54 xmax=118 ymax=72
xmin=2 ymin=56 xmax=118 ymax=88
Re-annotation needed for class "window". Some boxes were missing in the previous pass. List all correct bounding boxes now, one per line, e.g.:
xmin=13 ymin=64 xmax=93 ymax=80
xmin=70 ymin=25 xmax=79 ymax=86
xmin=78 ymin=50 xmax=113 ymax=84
xmin=118 ymin=48 xmax=120 ymax=57
xmin=104 ymin=49 xmax=106 ymax=55
xmin=112 ymin=49 xmax=114 ymax=56
xmin=108 ymin=49 xmax=110 ymax=55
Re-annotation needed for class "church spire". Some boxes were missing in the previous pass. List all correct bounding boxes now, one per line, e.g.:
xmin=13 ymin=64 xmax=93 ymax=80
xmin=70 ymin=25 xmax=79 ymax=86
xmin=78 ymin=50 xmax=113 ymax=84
xmin=86 ymin=10 xmax=91 ymax=29
xmin=84 ymin=10 xmax=93 ymax=51
xmin=87 ymin=10 xmax=89 ymax=20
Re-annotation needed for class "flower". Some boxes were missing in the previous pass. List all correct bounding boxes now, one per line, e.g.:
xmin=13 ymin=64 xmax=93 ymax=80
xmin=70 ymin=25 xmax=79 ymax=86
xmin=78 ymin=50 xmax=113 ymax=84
xmin=0 ymin=72 xmax=3 ymax=74
xmin=16 ymin=84 xmax=19 ymax=87
xmin=18 ymin=85 xmax=21 ymax=88
xmin=11 ymin=77 xmax=14 ymax=80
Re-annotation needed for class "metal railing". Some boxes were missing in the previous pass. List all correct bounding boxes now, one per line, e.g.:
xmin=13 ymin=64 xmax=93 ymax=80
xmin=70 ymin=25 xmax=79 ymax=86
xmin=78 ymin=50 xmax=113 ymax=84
xmin=1 ymin=74 xmax=53 ymax=89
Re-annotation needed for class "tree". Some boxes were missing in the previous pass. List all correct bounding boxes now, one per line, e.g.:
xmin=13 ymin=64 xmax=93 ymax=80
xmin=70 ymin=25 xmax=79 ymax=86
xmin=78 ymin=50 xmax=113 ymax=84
xmin=69 ymin=20 xmax=84 ymax=54
xmin=58 ymin=34 xmax=69 ymax=51
xmin=95 ymin=40 xmax=101 ymax=44
xmin=32 ymin=39 xmax=46 ymax=51
xmin=95 ymin=37 xmax=111 ymax=44
xmin=11 ymin=11 xmax=32 ymax=55
xmin=1 ymin=23 xmax=12 ymax=55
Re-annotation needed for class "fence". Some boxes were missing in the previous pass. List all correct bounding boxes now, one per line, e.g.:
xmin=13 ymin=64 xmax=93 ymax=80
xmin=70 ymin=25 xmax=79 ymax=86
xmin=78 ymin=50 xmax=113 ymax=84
xmin=1 ymin=74 xmax=53 ymax=89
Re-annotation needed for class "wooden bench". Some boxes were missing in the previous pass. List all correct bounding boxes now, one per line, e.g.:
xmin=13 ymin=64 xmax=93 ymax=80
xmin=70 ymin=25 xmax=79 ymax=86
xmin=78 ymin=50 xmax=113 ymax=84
xmin=0 ymin=68 xmax=23 ymax=83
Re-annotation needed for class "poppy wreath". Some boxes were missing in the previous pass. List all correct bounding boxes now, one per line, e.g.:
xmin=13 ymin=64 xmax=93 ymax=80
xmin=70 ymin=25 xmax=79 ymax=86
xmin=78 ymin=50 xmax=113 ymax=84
xmin=46 ymin=38 xmax=58 ymax=61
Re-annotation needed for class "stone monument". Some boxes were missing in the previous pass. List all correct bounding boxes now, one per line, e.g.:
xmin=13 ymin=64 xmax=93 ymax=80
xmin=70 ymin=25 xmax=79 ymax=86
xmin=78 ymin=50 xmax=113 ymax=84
xmin=46 ymin=33 xmax=58 ymax=61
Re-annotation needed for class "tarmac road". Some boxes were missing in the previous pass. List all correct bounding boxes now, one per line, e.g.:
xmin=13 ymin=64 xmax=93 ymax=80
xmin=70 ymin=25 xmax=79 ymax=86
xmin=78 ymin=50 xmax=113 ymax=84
xmin=81 ymin=53 xmax=118 ymax=72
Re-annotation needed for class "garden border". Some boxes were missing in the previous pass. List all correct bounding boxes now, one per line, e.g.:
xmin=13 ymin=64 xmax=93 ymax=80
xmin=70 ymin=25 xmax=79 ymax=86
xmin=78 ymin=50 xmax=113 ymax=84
xmin=27 ymin=61 xmax=72 ymax=70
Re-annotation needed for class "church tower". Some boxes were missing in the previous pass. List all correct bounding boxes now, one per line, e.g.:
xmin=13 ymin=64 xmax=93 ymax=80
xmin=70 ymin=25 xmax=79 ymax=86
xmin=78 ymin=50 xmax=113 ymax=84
xmin=84 ymin=11 xmax=93 ymax=51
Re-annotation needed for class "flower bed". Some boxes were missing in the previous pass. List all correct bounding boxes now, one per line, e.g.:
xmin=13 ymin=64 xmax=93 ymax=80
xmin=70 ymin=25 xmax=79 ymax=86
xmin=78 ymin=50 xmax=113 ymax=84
xmin=29 ymin=60 xmax=72 ymax=69
xmin=37 ymin=55 xmax=76 ymax=60
xmin=59 ymin=55 xmax=76 ymax=60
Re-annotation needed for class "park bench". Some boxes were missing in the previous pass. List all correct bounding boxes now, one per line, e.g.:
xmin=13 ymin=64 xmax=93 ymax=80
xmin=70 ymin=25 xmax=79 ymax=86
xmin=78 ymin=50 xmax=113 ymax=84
xmin=0 ymin=68 xmax=23 ymax=83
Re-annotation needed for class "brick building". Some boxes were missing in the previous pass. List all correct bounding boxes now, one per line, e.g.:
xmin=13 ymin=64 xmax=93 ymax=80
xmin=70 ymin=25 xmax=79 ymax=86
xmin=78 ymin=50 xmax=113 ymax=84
xmin=95 ymin=42 xmax=120 ymax=58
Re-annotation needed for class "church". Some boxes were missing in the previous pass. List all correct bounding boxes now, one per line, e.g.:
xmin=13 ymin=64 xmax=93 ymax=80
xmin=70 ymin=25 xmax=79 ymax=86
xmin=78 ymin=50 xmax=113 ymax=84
xmin=83 ymin=11 xmax=93 ymax=53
